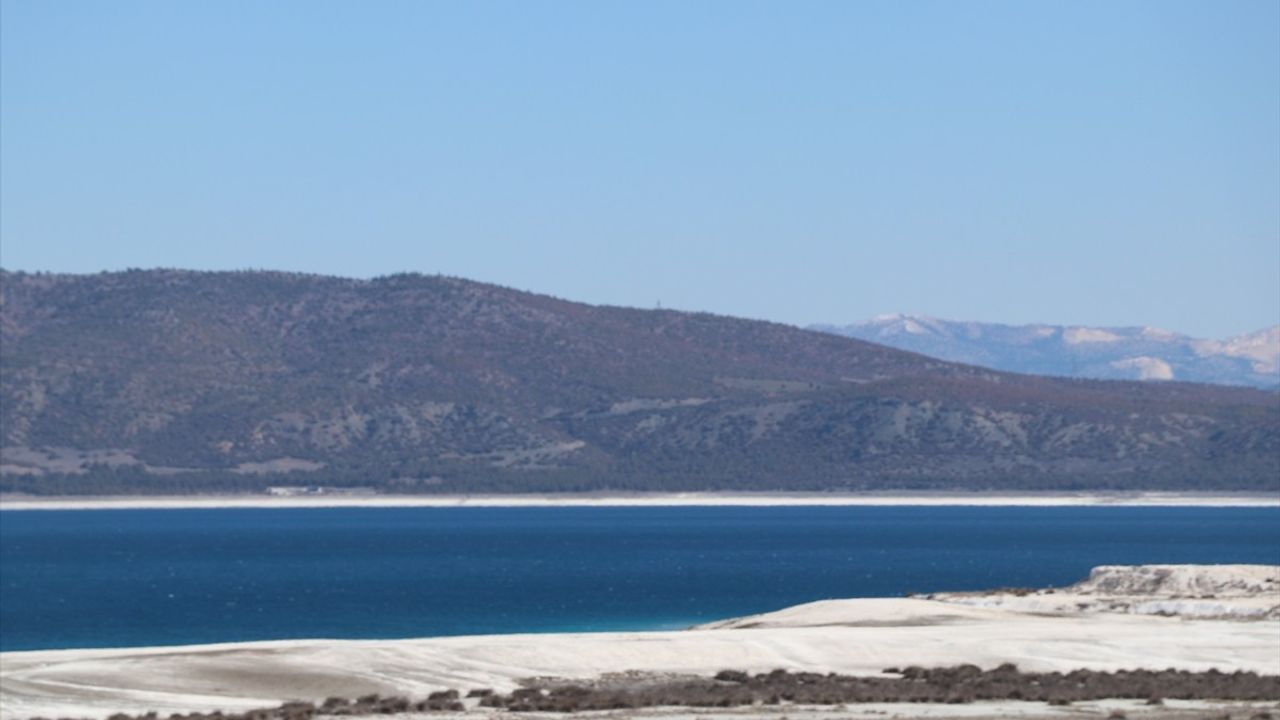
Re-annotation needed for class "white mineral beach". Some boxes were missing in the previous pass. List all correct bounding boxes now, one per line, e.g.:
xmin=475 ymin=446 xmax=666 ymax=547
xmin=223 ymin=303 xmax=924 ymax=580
xmin=1 ymin=491 xmax=1278 ymax=511
xmin=1 ymin=566 xmax=1277 ymax=720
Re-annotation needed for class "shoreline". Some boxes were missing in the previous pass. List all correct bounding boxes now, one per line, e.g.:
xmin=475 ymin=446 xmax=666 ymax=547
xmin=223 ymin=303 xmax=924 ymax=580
xmin=3 ymin=565 xmax=1276 ymax=719
xmin=1 ymin=490 xmax=1278 ymax=510
xmin=4 ymin=574 xmax=1278 ymax=719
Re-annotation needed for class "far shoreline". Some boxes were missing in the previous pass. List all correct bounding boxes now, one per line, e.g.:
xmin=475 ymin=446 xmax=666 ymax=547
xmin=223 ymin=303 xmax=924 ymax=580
xmin=1 ymin=490 xmax=1277 ymax=511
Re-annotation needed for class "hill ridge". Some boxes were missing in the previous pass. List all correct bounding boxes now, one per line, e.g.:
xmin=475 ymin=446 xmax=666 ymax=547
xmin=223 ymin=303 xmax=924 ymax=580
xmin=2 ymin=269 xmax=1276 ymax=494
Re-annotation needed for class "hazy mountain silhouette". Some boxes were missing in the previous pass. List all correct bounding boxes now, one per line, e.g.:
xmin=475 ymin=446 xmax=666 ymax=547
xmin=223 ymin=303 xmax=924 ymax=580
xmin=813 ymin=315 xmax=1279 ymax=389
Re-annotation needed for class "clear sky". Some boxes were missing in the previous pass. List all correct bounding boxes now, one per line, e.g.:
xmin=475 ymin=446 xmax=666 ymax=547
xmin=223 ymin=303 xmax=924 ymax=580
xmin=2 ymin=1 xmax=1277 ymax=337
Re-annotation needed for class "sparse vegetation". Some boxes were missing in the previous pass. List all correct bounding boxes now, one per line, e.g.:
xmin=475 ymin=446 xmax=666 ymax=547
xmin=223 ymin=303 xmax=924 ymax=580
xmin=27 ymin=665 xmax=1280 ymax=719
xmin=477 ymin=665 xmax=1280 ymax=712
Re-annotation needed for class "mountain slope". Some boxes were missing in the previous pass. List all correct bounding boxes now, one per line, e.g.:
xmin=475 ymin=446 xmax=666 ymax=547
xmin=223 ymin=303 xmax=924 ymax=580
xmin=2 ymin=270 xmax=1277 ymax=494
xmin=812 ymin=315 xmax=1280 ymax=389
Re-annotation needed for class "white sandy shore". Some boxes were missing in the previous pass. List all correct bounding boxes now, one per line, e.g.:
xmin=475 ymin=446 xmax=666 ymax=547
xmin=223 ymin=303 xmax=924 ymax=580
xmin=3 ymin=566 xmax=1278 ymax=720
xmin=2 ymin=490 xmax=1278 ymax=511
xmin=4 ymin=607 xmax=1277 ymax=719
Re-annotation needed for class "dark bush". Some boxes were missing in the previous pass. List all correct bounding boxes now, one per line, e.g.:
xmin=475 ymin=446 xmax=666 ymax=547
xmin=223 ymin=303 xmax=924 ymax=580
xmin=40 ymin=665 xmax=1280 ymax=719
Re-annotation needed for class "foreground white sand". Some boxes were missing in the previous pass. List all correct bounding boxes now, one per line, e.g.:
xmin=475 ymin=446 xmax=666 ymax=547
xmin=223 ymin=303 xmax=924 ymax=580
xmin=2 ymin=490 xmax=1278 ymax=510
xmin=3 ymin=566 xmax=1279 ymax=720
xmin=5 ymin=610 xmax=1277 ymax=718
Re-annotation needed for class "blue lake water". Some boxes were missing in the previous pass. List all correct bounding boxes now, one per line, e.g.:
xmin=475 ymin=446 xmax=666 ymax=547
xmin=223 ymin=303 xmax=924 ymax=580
xmin=1 ymin=505 xmax=1278 ymax=652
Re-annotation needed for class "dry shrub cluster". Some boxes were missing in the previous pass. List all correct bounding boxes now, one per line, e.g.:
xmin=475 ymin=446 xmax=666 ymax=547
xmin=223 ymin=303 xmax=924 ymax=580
xmin=26 ymin=665 xmax=1280 ymax=718
xmin=479 ymin=664 xmax=1280 ymax=712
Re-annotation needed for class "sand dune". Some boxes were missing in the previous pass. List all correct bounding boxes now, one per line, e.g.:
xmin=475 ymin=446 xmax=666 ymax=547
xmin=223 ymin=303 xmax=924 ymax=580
xmin=3 ymin=566 xmax=1278 ymax=720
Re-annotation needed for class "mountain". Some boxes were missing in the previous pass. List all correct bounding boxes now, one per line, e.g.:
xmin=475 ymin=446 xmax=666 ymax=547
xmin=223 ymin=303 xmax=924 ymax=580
xmin=2 ymin=270 xmax=1277 ymax=494
xmin=812 ymin=315 xmax=1280 ymax=389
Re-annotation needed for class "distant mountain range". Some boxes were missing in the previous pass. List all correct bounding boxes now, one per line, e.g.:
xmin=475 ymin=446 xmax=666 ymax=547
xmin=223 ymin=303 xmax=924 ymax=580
xmin=812 ymin=316 xmax=1280 ymax=390
xmin=2 ymin=270 xmax=1277 ymax=494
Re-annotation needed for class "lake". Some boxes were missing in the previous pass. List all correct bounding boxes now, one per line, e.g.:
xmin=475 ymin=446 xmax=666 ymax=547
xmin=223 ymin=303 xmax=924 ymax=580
xmin=1 ymin=505 xmax=1277 ymax=651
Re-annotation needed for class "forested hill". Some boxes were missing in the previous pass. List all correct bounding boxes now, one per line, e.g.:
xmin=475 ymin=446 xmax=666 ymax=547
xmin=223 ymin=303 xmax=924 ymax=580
xmin=2 ymin=269 xmax=1276 ymax=494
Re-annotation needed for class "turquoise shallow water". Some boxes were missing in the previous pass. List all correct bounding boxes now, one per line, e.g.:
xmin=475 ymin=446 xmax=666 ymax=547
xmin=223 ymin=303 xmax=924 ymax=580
xmin=1 ymin=505 xmax=1277 ymax=651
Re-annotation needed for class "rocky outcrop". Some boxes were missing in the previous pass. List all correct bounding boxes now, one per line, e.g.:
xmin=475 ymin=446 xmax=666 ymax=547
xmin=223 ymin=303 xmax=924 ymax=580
xmin=928 ymin=564 xmax=1280 ymax=620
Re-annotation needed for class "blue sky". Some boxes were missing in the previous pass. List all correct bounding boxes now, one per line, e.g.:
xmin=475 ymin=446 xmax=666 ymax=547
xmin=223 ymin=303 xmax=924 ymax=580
xmin=2 ymin=1 xmax=1277 ymax=337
